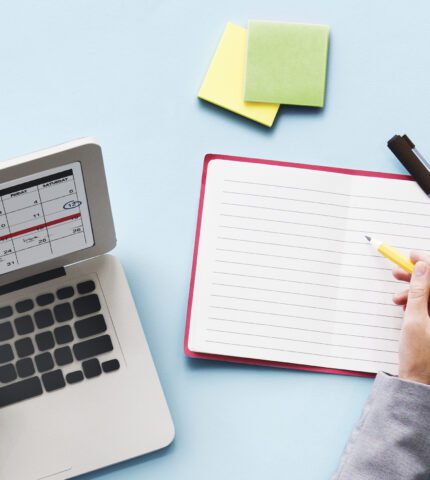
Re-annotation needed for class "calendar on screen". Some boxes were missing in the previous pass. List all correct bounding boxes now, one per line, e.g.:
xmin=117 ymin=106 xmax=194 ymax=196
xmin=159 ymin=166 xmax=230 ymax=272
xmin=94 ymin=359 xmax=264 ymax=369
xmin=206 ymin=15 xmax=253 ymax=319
xmin=0 ymin=162 xmax=94 ymax=275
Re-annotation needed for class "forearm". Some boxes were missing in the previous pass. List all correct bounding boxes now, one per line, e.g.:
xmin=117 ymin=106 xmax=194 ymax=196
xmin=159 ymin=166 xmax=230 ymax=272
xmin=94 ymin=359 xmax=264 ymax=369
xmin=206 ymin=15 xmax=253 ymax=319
xmin=332 ymin=373 xmax=430 ymax=480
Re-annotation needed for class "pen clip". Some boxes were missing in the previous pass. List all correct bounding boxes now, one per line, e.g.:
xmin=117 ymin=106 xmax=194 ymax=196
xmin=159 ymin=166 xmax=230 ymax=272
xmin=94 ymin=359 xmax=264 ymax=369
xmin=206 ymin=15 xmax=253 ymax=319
xmin=387 ymin=134 xmax=430 ymax=197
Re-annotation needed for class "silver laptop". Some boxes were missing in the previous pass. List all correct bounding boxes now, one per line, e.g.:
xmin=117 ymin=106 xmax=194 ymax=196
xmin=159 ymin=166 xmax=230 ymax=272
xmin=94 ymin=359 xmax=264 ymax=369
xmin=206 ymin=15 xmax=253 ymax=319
xmin=0 ymin=139 xmax=174 ymax=479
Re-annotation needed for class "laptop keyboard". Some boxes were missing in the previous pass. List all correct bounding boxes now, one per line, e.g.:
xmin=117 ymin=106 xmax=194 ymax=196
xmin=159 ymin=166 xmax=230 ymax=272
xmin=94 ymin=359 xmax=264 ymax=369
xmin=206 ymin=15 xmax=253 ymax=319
xmin=0 ymin=278 xmax=120 ymax=408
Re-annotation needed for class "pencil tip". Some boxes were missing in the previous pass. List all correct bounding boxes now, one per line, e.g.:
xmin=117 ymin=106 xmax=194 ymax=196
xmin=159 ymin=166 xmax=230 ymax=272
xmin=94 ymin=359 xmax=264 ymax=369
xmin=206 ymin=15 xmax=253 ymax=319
xmin=365 ymin=235 xmax=371 ymax=242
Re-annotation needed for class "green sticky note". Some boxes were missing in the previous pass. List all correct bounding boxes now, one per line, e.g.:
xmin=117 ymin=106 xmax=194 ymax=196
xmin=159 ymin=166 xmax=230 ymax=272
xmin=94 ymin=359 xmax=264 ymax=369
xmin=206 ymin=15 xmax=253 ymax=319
xmin=245 ymin=21 xmax=330 ymax=107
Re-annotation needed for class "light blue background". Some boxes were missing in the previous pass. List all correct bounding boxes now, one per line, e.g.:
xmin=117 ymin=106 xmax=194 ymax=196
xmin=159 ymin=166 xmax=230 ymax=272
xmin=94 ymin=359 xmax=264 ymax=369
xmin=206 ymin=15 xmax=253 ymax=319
xmin=1 ymin=1 xmax=429 ymax=479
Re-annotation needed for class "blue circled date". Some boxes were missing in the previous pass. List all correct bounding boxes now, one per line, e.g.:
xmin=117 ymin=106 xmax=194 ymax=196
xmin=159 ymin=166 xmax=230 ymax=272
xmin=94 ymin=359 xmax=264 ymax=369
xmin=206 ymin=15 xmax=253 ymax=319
xmin=63 ymin=200 xmax=82 ymax=210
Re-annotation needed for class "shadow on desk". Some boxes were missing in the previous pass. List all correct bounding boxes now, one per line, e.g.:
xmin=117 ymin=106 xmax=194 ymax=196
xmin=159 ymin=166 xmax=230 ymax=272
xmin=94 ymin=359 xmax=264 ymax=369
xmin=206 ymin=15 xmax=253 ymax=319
xmin=197 ymin=98 xmax=324 ymax=134
xmin=185 ymin=355 xmax=317 ymax=377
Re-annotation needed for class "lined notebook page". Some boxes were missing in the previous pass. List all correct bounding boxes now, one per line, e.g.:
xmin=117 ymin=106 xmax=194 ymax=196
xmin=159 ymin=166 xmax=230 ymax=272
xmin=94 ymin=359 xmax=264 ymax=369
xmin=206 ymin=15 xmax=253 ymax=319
xmin=187 ymin=159 xmax=430 ymax=374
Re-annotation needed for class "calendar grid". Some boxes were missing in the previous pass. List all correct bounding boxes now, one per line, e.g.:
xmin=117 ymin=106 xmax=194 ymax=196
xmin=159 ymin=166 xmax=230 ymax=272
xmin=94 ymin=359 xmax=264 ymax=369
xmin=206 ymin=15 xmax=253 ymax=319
xmin=0 ymin=195 xmax=18 ymax=265
xmin=36 ymin=183 xmax=53 ymax=254
xmin=71 ymin=173 xmax=87 ymax=244
xmin=0 ymin=165 xmax=94 ymax=275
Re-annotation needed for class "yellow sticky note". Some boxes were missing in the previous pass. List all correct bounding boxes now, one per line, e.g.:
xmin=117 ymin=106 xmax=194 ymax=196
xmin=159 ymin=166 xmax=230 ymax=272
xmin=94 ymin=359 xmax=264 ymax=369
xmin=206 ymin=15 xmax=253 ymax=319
xmin=198 ymin=23 xmax=280 ymax=127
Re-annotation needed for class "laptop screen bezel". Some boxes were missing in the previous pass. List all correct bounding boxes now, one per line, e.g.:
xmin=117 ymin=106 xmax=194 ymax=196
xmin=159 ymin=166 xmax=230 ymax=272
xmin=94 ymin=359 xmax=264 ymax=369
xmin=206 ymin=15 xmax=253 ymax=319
xmin=0 ymin=138 xmax=116 ymax=287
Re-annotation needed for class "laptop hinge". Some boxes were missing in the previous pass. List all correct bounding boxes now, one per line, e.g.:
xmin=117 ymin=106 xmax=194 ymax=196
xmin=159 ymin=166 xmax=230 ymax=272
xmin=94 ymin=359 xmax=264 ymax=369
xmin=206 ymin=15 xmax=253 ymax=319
xmin=0 ymin=267 xmax=66 ymax=296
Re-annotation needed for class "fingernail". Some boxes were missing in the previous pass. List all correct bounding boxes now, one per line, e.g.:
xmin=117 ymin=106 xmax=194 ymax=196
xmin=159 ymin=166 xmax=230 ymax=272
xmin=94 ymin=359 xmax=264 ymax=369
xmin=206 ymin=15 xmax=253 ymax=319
xmin=414 ymin=261 xmax=428 ymax=277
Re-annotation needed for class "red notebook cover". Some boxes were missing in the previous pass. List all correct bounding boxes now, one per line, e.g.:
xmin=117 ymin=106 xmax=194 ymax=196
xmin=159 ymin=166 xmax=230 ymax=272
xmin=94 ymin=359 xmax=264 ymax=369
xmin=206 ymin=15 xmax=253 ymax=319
xmin=184 ymin=154 xmax=412 ymax=378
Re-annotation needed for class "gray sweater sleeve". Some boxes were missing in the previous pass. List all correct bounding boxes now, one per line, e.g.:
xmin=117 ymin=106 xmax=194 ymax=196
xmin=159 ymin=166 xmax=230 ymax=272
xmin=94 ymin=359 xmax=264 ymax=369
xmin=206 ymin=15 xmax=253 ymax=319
xmin=332 ymin=372 xmax=430 ymax=480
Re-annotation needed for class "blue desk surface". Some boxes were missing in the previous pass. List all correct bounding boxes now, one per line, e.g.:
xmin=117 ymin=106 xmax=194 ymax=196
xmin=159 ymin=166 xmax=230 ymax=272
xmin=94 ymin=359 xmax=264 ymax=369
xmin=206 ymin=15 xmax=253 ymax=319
xmin=1 ymin=1 xmax=429 ymax=478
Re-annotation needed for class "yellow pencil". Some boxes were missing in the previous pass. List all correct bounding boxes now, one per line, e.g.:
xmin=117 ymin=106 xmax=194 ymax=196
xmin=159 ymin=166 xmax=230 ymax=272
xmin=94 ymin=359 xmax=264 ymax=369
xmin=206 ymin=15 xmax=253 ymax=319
xmin=365 ymin=235 xmax=415 ymax=274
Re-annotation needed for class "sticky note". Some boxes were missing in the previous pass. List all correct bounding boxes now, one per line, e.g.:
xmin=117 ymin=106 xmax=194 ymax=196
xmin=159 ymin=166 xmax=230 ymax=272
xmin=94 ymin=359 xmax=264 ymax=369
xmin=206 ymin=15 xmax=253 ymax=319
xmin=244 ymin=21 xmax=330 ymax=107
xmin=198 ymin=23 xmax=279 ymax=127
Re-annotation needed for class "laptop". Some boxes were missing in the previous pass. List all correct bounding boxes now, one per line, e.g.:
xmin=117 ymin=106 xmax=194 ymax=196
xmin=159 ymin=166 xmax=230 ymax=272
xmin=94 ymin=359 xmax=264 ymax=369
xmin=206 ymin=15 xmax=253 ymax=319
xmin=0 ymin=139 xmax=174 ymax=479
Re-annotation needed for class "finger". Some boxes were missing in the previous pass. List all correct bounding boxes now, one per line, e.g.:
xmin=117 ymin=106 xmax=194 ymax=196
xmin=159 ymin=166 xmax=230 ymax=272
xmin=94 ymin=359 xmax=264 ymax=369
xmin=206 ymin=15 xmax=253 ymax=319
xmin=405 ymin=261 xmax=430 ymax=318
xmin=410 ymin=250 xmax=430 ymax=265
xmin=393 ymin=289 xmax=409 ymax=305
xmin=393 ymin=267 xmax=411 ymax=283
xmin=393 ymin=291 xmax=430 ymax=308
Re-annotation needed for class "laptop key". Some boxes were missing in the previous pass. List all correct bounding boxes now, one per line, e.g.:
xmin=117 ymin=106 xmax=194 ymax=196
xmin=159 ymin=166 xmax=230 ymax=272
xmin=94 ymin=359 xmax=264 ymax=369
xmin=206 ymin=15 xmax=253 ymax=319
xmin=36 ymin=293 xmax=55 ymax=307
xmin=16 ymin=358 xmax=35 ymax=378
xmin=15 ymin=338 xmax=34 ymax=358
xmin=0 ymin=363 xmax=17 ymax=383
xmin=0 ymin=322 xmax=14 ymax=342
xmin=82 ymin=358 xmax=102 ymax=379
xmin=0 ymin=377 xmax=43 ymax=408
xmin=54 ymin=326 xmax=73 ymax=345
xmin=34 ymin=309 xmax=54 ymax=329
xmin=77 ymin=280 xmax=96 ymax=295
xmin=54 ymin=347 xmax=73 ymax=366
xmin=73 ymin=294 xmax=101 ymax=317
xmin=14 ymin=315 xmax=34 ymax=335
xmin=73 ymin=334 xmax=113 ymax=361
xmin=15 ymin=299 xmax=34 ymax=313
xmin=35 ymin=332 xmax=55 ymax=351
xmin=66 ymin=370 xmax=84 ymax=385
xmin=75 ymin=314 xmax=107 ymax=339
xmin=41 ymin=369 xmax=65 ymax=392
xmin=0 ymin=306 xmax=12 ymax=320
xmin=102 ymin=359 xmax=120 ymax=373
xmin=57 ymin=286 xmax=74 ymax=300
xmin=35 ymin=352 xmax=54 ymax=373
xmin=54 ymin=303 xmax=73 ymax=322
xmin=0 ymin=344 xmax=14 ymax=364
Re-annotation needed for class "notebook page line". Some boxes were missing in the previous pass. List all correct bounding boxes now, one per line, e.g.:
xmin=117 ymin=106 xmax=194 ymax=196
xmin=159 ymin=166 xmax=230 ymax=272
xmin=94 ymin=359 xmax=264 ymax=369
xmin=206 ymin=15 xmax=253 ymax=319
xmin=212 ymin=271 xmax=396 ymax=294
xmin=217 ymin=238 xmax=382 ymax=258
xmin=221 ymin=202 xmax=430 ymax=229
xmin=208 ymin=308 xmax=400 ymax=331
xmin=224 ymin=179 xmax=430 ymax=205
xmin=222 ymin=190 xmax=430 ymax=217
xmin=216 ymin=249 xmax=391 ymax=271
xmin=206 ymin=328 xmax=398 ymax=353
xmin=212 ymin=283 xmax=393 ymax=306
xmin=205 ymin=340 xmax=398 ymax=367
xmin=208 ymin=317 xmax=398 ymax=340
xmin=218 ymin=225 xmax=419 ymax=251
xmin=220 ymin=214 xmax=430 ymax=242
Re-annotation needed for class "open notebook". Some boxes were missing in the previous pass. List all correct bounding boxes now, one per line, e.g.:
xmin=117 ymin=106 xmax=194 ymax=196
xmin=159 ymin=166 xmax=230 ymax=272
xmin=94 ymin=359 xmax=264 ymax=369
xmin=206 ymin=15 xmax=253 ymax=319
xmin=185 ymin=154 xmax=430 ymax=377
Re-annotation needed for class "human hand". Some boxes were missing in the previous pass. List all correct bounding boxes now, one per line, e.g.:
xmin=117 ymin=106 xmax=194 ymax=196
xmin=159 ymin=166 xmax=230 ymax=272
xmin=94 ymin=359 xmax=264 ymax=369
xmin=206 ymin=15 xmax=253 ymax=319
xmin=392 ymin=251 xmax=430 ymax=384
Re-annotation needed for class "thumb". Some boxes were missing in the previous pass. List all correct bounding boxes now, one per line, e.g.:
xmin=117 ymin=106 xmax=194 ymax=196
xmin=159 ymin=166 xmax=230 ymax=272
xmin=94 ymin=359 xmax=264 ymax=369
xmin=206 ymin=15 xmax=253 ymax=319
xmin=406 ymin=261 xmax=430 ymax=317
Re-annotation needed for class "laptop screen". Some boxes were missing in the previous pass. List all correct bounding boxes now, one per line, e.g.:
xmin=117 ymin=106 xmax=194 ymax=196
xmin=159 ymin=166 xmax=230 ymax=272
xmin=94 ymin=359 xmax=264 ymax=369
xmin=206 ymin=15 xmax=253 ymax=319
xmin=0 ymin=162 xmax=94 ymax=275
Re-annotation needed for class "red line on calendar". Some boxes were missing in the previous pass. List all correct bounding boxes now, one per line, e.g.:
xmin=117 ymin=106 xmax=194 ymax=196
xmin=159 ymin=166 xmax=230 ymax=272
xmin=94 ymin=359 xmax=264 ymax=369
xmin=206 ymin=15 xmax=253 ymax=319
xmin=0 ymin=213 xmax=81 ymax=242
